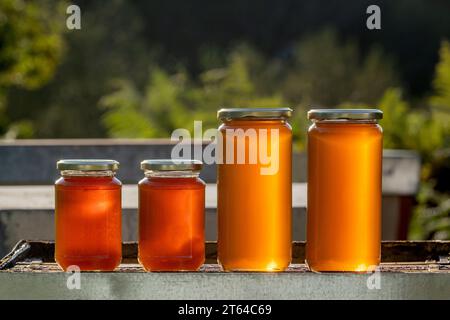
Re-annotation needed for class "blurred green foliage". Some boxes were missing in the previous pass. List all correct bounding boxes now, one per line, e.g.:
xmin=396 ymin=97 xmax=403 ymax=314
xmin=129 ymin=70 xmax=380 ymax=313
xmin=99 ymin=37 xmax=450 ymax=240
xmin=408 ymin=40 xmax=450 ymax=240
xmin=3 ymin=0 xmax=450 ymax=139
xmin=3 ymin=0 xmax=153 ymax=138
xmin=339 ymin=40 xmax=450 ymax=240
xmin=409 ymin=180 xmax=450 ymax=240
xmin=376 ymin=89 xmax=447 ymax=160
xmin=100 ymin=30 xmax=399 ymax=148
xmin=283 ymin=30 xmax=398 ymax=106
xmin=0 ymin=0 xmax=65 ymax=138
xmin=101 ymin=45 xmax=284 ymax=137
xmin=0 ymin=0 xmax=64 ymax=88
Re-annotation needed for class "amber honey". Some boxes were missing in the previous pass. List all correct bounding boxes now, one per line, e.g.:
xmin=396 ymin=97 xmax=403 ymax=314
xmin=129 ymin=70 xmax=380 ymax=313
xmin=217 ymin=108 xmax=292 ymax=271
xmin=138 ymin=160 xmax=205 ymax=271
xmin=306 ymin=109 xmax=383 ymax=272
xmin=55 ymin=160 xmax=122 ymax=271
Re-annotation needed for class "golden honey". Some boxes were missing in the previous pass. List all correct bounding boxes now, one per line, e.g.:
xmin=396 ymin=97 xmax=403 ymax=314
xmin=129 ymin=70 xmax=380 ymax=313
xmin=138 ymin=160 xmax=205 ymax=271
xmin=217 ymin=108 xmax=292 ymax=271
xmin=55 ymin=160 xmax=122 ymax=271
xmin=306 ymin=109 xmax=383 ymax=272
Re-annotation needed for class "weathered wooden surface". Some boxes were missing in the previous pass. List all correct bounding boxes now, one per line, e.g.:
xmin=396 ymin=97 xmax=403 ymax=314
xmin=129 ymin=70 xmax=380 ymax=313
xmin=4 ymin=262 xmax=450 ymax=273
xmin=0 ymin=241 xmax=449 ymax=300
xmin=2 ymin=240 xmax=450 ymax=268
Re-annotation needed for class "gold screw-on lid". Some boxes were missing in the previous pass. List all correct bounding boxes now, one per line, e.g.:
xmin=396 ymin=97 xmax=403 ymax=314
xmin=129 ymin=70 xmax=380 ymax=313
xmin=307 ymin=109 xmax=383 ymax=120
xmin=217 ymin=107 xmax=293 ymax=121
xmin=140 ymin=159 xmax=203 ymax=171
xmin=57 ymin=159 xmax=119 ymax=171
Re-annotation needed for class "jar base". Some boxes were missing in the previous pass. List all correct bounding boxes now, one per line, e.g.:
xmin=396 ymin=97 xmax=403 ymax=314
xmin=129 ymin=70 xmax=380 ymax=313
xmin=139 ymin=256 xmax=204 ymax=272
xmin=56 ymin=255 xmax=121 ymax=271
xmin=218 ymin=258 xmax=290 ymax=272
xmin=306 ymin=259 xmax=380 ymax=273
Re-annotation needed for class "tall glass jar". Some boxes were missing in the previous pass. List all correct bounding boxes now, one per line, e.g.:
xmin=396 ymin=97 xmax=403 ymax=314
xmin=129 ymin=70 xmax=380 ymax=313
xmin=217 ymin=108 xmax=292 ymax=271
xmin=306 ymin=109 xmax=383 ymax=272
xmin=138 ymin=159 xmax=205 ymax=271
xmin=55 ymin=159 xmax=122 ymax=271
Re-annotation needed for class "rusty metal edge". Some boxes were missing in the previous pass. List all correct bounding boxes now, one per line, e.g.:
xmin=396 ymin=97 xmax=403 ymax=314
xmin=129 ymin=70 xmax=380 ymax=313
xmin=0 ymin=240 xmax=31 ymax=270
xmin=1 ymin=240 xmax=449 ymax=270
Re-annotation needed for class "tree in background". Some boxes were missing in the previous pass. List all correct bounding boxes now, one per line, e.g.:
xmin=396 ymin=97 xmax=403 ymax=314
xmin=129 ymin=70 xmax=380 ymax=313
xmin=281 ymin=29 xmax=399 ymax=148
xmin=282 ymin=29 xmax=398 ymax=107
xmin=100 ymin=45 xmax=283 ymax=138
xmin=100 ymin=30 xmax=398 ymax=146
xmin=4 ymin=0 xmax=154 ymax=138
xmin=339 ymin=40 xmax=450 ymax=240
xmin=100 ymin=68 xmax=189 ymax=138
xmin=430 ymin=40 xmax=450 ymax=132
xmin=0 ymin=0 xmax=65 ymax=138
xmin=409 ymin=40 xmax=450 ymax=240
xmin=3 ymin=0 xmax=450 ymax=139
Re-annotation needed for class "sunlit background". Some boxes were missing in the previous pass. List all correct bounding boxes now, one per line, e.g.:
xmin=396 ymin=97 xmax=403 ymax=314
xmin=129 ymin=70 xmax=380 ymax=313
xmin=0 ymin=0 xmax=449 ymax=240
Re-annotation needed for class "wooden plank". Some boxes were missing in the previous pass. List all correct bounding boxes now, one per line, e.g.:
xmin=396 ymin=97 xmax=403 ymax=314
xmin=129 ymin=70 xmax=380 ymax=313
xmin=2 ymin=240 xmax=449 ymax=270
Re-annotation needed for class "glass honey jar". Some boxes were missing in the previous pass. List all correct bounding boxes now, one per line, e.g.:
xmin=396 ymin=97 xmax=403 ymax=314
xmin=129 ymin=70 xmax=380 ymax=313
xmin=138 ymin=159 xmax=205 ymax=271
xmin=306 ymin=109 xmax=383 ymax=272
xmin=217 ymin=108 xmax=293 ymax=271
xmin=55 ymin=159 xmax=122 ymax=271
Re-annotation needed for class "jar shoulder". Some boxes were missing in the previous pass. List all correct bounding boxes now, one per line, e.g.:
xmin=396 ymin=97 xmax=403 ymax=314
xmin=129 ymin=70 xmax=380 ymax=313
xmin=219 ymin=121 xmax=292 ymax=132
xmin=55 ymin=176 xmax=122 ymax=187
xmin=139 ymin=177 xmax=205 ymax=189
xmin=308 ymin=122 xmax=382 ymax=134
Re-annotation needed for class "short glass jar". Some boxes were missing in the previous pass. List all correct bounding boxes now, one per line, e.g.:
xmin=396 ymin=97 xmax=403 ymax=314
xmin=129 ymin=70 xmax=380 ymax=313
xmin=55 ymin=159 xmax=122 ymax=271
xmin=138 ymin=159 xmax=205 ymax=271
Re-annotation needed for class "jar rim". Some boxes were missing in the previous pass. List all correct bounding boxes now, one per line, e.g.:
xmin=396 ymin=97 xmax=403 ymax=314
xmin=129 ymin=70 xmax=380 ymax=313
xmin=307 ymin=109 xmax=383 ymax=120
xmin=217 ymin=107 xmax=292 ymax=121
xmin=141 ymin=159 xmax=202 ymax=171
xmin=57 ymin=159 xmax=119 ymax=171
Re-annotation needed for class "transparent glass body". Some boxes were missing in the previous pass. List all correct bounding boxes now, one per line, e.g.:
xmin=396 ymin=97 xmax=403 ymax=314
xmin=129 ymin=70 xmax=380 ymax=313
xmin=138 ymin=170 xmax=205 ymax=271
xmin=306 ymin=119 xmax=383 ymax=272
xmin=217 ymin=119 xmax=292 ymax=271
xmin=55 ymin=170 xmax=122 ymax=271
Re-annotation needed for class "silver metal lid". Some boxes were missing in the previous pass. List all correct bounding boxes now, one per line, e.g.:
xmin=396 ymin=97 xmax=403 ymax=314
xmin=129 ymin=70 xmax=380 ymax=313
xmin=307 ymin=109 xmax=383 ymax=120
xmin=140 ymin=159 xmax=203 ymax=171
xmin=57 ymin=159 xmax=119 ymax=171
xmin=217 ymin=107 xmax=292 ymax=121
